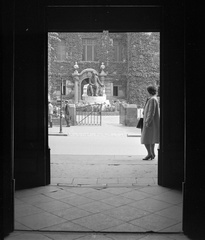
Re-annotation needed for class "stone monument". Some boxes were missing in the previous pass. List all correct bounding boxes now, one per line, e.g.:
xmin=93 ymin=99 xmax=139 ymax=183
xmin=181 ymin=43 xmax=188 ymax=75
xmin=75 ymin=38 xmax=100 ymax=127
xmin=82 ymin=63 xmax=109 ymax=104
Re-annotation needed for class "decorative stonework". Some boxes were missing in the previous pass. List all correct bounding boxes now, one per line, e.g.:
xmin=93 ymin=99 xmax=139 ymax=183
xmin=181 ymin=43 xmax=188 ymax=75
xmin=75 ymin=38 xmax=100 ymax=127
xmin=79 ymin=68 xmax=99 ymax=82
xmin=83 ymin=95 xmax=107 ymax=104
xmin=72 ymin=66 xmax=107 ymax=103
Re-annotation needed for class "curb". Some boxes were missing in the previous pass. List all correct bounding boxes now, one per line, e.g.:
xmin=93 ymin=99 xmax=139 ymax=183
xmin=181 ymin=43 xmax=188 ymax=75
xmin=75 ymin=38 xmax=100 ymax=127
xmin=49 ymin=133 xmax=68 ymax=136
xmin=127 ymin=134 xmax=141 ymax=137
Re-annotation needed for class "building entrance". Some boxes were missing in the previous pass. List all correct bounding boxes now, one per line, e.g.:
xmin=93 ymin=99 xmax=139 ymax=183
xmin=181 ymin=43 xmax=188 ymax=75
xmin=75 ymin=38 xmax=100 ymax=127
xmin=3 ymin=3 xmax=190 ymax=239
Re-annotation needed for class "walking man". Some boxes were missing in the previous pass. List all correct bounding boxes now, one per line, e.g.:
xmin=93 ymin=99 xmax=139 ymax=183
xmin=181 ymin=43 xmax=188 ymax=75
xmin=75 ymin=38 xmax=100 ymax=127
xmin=64 ymin=100 xmax=70 ymax=127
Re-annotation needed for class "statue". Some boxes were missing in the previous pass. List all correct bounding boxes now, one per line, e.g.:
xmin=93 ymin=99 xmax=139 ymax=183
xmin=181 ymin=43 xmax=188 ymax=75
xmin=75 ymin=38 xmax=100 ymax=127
xmin=87 ymin=72 xmax=104 ymax=96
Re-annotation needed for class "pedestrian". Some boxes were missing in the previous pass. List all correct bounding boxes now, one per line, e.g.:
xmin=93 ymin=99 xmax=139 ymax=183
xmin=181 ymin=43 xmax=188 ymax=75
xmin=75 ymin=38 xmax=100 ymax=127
xmin=141 ymin=85 xmax=160 ymax=160
xmin=56 ymin=105 xmax=60 ymax=117
xmin=48 ymin=101 xmax=53 ymax=128
xmin=64 ymin=100 xmax=70 ymax=127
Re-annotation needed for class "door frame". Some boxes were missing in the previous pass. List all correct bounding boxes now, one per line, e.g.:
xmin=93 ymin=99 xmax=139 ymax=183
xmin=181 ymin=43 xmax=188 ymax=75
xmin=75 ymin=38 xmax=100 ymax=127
xmin=3 ymin=1 xmax=188 ymax=238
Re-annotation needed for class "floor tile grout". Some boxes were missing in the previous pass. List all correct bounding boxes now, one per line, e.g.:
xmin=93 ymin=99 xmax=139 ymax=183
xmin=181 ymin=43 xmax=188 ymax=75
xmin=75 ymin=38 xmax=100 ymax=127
xmin=14 ymin=185 xmax=182 ymax=234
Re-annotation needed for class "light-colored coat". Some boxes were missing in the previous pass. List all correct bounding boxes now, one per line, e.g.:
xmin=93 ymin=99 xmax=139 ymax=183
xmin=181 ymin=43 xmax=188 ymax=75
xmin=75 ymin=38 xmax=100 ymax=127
xmin=141 ymin=96 xmax=160 ymax=144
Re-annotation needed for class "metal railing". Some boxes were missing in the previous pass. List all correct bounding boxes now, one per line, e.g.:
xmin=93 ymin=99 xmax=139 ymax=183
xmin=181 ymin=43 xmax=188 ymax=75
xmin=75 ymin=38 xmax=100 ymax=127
xmin=76 ymin=104 xmax=102 ymax=126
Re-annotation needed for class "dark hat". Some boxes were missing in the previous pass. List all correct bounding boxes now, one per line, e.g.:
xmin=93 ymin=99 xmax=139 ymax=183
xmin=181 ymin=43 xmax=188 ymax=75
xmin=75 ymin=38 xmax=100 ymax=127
xmin=147 ymin=85 xmax=157 ymax=95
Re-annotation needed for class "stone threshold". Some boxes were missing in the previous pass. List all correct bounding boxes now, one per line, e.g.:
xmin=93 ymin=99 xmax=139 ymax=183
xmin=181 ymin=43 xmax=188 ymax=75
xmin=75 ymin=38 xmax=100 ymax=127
xmin=54 ymin=183 xmax=156 ymax=188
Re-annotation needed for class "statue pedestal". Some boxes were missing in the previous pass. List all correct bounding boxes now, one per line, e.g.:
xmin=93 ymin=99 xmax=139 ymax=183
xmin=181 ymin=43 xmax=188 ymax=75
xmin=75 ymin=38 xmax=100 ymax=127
xmin=82 ymin=84 xmax=109 ymax=104
xmin=83 ymin=95 xmax=109 ymax=104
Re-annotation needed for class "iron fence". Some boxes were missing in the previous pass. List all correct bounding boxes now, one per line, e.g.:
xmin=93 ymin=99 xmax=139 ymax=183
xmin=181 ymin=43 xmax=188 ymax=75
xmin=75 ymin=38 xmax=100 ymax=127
xmin=76 ymin=103 xmax=102 ymax=126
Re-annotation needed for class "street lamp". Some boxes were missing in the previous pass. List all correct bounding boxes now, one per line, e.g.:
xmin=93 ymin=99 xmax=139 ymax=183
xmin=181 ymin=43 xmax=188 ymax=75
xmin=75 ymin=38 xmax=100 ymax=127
xmin=59 ymin=77 xmax=63 ymax=133
xmin=59 ymin=66 xmax=64 ymax=133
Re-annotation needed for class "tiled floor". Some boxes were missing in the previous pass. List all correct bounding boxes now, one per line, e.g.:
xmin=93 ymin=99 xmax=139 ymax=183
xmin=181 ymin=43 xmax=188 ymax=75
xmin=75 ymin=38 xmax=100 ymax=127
xmin=13 ymin=185 xmax=183 ymax=233
xmin=4 ymin=184 xmax=194 ymax=239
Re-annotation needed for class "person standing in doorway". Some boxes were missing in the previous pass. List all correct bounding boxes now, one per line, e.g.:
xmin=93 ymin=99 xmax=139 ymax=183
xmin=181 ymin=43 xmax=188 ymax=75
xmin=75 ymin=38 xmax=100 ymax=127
xmin=64 ymin=100 xmax=70 ymax=127
xmin=141 ymin=85 xmax=160 ymax=160
xmin=48 ymin=101 xmax=53 ymax=128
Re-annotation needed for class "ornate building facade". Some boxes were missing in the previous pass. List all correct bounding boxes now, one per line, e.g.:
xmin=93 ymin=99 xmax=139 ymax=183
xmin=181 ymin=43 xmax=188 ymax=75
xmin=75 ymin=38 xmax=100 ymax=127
xmin=48 ymin=31 xmax=159 ymax=107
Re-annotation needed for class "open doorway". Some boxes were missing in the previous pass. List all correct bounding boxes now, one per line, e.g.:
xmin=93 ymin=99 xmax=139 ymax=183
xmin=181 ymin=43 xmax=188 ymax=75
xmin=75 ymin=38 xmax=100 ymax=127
xmin=12 ymin=27 xmax=183 ymax=233
xmin=48 ymin=31 xmax=160 ymax=186
xmin=5 ymin=1 xmax=187 ymax=236
xmin=11 ymin=4 xmax=184 ymax=231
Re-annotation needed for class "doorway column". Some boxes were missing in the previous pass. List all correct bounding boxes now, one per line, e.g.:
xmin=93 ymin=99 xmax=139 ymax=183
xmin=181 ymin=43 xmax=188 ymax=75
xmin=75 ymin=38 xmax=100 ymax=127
xmin=2 ymin=0 xmax=15 ymax=237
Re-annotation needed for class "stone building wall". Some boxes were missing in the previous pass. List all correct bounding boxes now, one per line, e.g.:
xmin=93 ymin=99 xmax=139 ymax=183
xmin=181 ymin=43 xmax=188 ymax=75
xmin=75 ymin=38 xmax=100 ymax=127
xmin=127 ymin=32 xmax=160 ymax=107
xmin=49 ymin=32 xmax=160 ymax=105
xmin=49 ymin=32 xmax=128 ymax=102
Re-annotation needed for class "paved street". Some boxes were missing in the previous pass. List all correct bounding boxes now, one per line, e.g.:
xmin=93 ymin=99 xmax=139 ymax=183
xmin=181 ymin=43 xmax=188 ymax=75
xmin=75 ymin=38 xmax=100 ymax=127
xmin=48 ymin=115 xmax=153 ymax=156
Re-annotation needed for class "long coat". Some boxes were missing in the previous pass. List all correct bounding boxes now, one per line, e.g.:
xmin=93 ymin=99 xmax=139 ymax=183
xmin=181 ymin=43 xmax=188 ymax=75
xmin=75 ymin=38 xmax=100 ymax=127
xmin=64 ymin=104 xmax=70 ymax=118
xmin=141 ymin=95 xmax=160 ymax=144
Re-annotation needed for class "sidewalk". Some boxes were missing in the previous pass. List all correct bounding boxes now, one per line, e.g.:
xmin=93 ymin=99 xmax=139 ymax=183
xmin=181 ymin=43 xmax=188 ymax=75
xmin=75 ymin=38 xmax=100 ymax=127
xmin=48 ymin=116 xmax=158 ymax=186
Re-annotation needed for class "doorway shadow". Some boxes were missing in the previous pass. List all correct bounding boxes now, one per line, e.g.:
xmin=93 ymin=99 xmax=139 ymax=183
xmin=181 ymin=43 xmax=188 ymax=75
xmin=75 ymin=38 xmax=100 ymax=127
xmin=14 ymin=184 xmax=182 ymax=232
xmin=13 ymin=116 xmax=182 ymax=232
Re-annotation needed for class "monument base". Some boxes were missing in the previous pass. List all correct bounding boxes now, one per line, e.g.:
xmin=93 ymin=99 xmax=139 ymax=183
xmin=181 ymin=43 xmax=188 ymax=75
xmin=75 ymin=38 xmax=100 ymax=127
xmin=82 ymin=95 xmax=109 ymax=104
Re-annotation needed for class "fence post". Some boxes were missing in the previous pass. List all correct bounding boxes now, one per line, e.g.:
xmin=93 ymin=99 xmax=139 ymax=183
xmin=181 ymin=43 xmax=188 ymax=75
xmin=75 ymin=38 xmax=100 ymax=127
xmin=69 ymin=104 xmax=76 ymax=126
xmin=125 ymin=104 xmax=138 ymax=126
